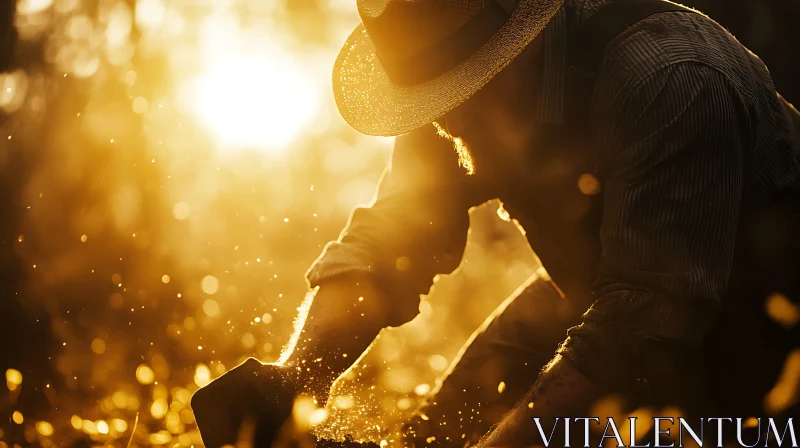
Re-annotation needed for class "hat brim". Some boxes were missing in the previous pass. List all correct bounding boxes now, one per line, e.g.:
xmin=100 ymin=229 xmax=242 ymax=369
xmin=332 ymin=0 xmax=565 ymax=137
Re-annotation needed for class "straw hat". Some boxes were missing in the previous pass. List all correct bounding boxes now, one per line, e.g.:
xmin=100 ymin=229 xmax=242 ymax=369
xmin=333 ymin=0 xmax=565 ymax=137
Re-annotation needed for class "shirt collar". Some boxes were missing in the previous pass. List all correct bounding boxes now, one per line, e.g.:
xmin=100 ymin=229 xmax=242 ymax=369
xmin=531 ymin=3 xmax=568 ymax=126
xmin=531 ymin=0 xmax=592 ymax=127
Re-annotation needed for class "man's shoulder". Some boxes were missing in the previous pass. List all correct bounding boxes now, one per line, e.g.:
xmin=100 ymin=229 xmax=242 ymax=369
xmin=589 ymin=3 xmax=765 ymax=99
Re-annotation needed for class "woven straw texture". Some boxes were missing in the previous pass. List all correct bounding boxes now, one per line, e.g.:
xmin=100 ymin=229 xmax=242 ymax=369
xmin=333 ymin=0 xmax=565 ymax=136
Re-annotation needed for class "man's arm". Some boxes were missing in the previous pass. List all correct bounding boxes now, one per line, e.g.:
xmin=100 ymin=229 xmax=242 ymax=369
xmin=481 ymin=62 xmax=751 ymax=446
xmin=192 ymin=125 xmax=479 ymax=447
xmin=293 ymin=123 xmax=480 ymax=395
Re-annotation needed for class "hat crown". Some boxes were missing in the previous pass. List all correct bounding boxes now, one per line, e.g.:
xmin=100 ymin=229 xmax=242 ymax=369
xmin=358 ymin=0 xmax=492 ymax=66
xmin=334 ymin=0 xmax=562 ymax=136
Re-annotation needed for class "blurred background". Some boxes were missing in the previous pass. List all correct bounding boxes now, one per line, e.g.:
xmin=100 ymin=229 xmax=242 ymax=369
xmin=0 ymin=0 xmax=797 ymax=446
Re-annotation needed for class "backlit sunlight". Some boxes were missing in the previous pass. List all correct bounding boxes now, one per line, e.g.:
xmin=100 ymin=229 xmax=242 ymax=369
xmin=180 ymin=14 xmax=321 ymax=155
xmin=186 ymin=56 xmax=319 ymax=154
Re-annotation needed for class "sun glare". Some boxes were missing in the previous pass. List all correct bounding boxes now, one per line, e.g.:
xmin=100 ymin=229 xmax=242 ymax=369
xmin=180 ymin=13 xmax=321 ymax=155
xmin=187 ymin=56 xmax=319 ymax=154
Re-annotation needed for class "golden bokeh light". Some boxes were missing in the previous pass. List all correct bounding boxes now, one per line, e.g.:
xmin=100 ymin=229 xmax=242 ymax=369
xmin=132 ymin=96 xmax=148 ymax=114
xmin=764 ymin=349 xmax=800 ymax=413
xmin=194 ymin=363 xmax=211 ymax=388
xmin=81 ymin=419 xmax=97 ymax=435
xmin=241 ymin=332 xmax=256 ymax=349
xmin=202 ymin=299 xmax=220 ymax=317
xmin=428 ymin=354 xmax=448 ymax=372
xmin=149 ymin=430 xmax=172 ymax=445
xmin=96 ymin=420 xmax=109 ymax=435
xmin=577 ymin=173 xmax=601 ymax=195
xmin=172 ymin=202 xmax=191 ymax=221
xmin=766 ymin=292 xmax=800 ymax=328
xmin=414 ymin=384 xmax=431 ymax=396
xmin=5 ymin=368 xmax=22 ymax=387
xmin=70 ymin=415 xmax=83 ymax=430
xmin=293 ymin=395 xmax=329 ymax=429
xmin=17 ymin=0 xmax=55 ymax=16
xmin=150 ymin=399 xmax=168 ymax=419
xmin=136 ymin=364 xmax=155 ymax=385
xmin=91 ymin=338 xmax=106 ymax=354
xmin=201 ymin=275 xmax=219 ymax=295
xmin=111 ymin=418 xmax=128 ymax=433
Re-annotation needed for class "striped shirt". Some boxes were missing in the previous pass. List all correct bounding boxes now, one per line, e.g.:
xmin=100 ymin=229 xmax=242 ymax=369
xmin=308 ymin=0 xmax=799 ymax=386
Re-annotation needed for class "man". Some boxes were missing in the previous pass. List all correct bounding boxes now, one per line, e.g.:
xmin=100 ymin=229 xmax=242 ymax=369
xmin=192 ymin=0 xmax=800 ymax=445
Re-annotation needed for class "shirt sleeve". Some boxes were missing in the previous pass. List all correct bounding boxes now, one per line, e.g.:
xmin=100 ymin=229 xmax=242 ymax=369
xmin=305 ymin=124 xmax=481 ymax=325
xmin=557 ymin=62 xmax=751 ymax=388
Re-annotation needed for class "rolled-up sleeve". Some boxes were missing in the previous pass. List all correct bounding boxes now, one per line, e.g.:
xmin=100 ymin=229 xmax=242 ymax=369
xmin=306 ymin=124 xmax=478 ymax=324
xmin=558 ymin=62 xmax=751 ymax=387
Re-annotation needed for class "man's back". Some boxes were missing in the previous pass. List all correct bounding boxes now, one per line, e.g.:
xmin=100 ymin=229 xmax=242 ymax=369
xmin=554 ymin=0 xmax=799 ymax=417
xmin=581 ymin=0 xmax=797 ymax=204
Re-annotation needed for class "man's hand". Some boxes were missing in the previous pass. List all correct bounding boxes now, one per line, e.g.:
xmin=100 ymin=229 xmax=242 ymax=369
xmin=479 ymin=355 xmax=599 ymax=447
xmin=191 ymin=358 xmax=297 ymax=448
xmin=192 ymin=274 xmax=398 ymax=448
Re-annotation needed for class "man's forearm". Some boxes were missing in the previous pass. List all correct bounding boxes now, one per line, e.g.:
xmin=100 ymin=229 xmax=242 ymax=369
xmin=282 ymin=273 xmax=404 ymax=401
